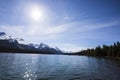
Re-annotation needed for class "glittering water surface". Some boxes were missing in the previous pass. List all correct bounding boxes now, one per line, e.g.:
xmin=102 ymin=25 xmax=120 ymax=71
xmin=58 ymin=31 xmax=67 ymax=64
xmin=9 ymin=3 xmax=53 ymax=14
xmin=0 ymin=53 xmax=120 ymax=80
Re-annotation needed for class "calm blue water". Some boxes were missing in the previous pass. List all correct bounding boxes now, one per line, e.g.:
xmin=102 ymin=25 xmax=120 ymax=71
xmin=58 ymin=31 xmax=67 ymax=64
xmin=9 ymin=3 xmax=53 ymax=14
xmin=0 ymin=53 xmax=120 ymax=80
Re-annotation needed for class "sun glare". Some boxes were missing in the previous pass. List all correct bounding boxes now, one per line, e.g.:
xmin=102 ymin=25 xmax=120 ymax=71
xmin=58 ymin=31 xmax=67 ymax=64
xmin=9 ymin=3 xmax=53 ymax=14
xmin=29 ymin=5 xmax=44 ymax=22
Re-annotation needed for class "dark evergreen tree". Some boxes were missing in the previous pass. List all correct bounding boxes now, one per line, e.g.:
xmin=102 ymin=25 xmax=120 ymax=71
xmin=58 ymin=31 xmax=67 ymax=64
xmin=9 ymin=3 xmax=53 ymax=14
xmin=102 ymin=45 xmax=108 ymax=56
xmin=95 ymin=46 xmax=102 ymax=56
xmin=79 ymin=41 xmax=120 ymax=57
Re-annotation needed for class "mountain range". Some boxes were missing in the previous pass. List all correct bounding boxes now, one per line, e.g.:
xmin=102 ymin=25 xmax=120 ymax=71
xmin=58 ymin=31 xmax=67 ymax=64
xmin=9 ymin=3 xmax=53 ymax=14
xmin=0 ymin=32 xmax=63 ymax=54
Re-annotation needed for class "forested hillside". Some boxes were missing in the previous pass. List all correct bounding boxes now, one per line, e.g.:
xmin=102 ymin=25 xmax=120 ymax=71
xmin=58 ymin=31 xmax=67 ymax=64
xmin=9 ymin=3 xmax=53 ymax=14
xmin=79 ymin=41 xmax=120 ymax=57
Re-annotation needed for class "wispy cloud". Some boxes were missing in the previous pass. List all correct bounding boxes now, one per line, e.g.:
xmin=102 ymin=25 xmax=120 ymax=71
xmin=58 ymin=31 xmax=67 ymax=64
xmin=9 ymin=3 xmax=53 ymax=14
xmin=1 ymin=19 xmax=119 ymax=37
xmin=53 ymin=20 xmax=120 ymax=34
xmin=0 ymin=19 xmax=119 ymax=51
xmin=27 ymin=24 xmax=68 ymax=35
xmin=50 ymin=43 xmax=91 ymax=52
xmin=0 ymin=24 xmax=68 ymax=41
xmin=0 ymin=25 xmax=24 ymax=37
xmin=76 ymin=21 xmax=120 ymax=32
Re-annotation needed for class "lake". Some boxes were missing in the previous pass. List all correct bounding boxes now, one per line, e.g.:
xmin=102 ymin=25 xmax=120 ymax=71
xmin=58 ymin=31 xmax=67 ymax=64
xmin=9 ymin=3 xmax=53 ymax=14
xmin=0 ymin=53 xmax=120 ymax=80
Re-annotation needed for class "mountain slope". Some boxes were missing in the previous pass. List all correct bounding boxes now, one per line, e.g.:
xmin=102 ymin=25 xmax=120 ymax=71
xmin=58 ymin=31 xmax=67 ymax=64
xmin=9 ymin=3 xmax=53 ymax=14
xmin=0 ymin=32 xmax=63 ymax=54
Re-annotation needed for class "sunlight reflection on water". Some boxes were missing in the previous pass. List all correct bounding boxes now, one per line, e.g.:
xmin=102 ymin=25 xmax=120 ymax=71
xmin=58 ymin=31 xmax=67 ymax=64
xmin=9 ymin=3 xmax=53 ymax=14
xmin=0 ymin=53 xmax=120 ymax=80
xmin=22 ymin=54 xmax=38 ymax=80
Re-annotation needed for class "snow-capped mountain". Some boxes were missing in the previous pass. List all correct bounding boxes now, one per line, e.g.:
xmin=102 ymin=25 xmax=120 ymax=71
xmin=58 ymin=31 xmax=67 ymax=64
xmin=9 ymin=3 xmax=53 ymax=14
xmin=38 ymin=43 xmax=50 ymax=49
xmin=0 ymin=32 xmax=63 ymax=54
xmin=38 ymin=43 xmax=63 ymax=54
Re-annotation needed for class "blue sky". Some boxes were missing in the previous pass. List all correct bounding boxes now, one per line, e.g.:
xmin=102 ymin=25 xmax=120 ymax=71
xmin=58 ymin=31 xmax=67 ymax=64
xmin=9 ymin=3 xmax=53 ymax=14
xmin=0 ymin=0 xmax=120 ymax=51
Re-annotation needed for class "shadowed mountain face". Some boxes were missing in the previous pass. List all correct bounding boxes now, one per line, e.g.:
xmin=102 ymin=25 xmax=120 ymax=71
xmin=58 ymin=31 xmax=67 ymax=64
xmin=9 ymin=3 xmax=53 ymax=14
xmin=0 ymin=32 xmax=63 ymax=54
xmin=0 ymin=32 xmax=6 ymax=36
xmin=38 ymin=43 xmax=63 ymax=54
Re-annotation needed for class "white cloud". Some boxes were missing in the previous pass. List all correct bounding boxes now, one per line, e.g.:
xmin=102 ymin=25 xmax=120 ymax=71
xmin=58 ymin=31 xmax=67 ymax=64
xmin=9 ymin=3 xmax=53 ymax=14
xmin=1 ymin=20 xmax=119 ymax=36
xmin=0 ymin=24 xmax=69 ymax=41
xmin=27 ymin=25 xmax=68 ymax=36
xmin=50 ymin=43 xmax=90 ymax=52
xmin=0 ymin=19 xmax=119 ymax=51
xmin=0 ymin=20 xmax=119 ymax=40
xmin=53 ymin=20 xmax=120 ymax=34
xmin=75 ymin=21 xmax=120 ymax=32
xmin=0 ymin=25 xmax=25 ymax=38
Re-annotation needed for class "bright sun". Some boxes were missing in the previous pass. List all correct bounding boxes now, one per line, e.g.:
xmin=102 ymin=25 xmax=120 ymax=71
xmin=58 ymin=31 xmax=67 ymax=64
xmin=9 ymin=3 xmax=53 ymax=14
xmin=29 ymin=5 xmax=44 ymax=22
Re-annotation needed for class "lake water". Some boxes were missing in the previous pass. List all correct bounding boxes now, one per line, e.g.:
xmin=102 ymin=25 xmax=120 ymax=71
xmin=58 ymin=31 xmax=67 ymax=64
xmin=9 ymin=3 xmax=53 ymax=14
xmin=0 ymin=53 xmax=120 ymax=80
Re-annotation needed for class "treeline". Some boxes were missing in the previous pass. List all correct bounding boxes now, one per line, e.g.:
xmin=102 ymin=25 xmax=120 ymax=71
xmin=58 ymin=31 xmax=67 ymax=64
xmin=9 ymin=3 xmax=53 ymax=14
xmin=80 ymin=41 xmax=120 ymax=57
